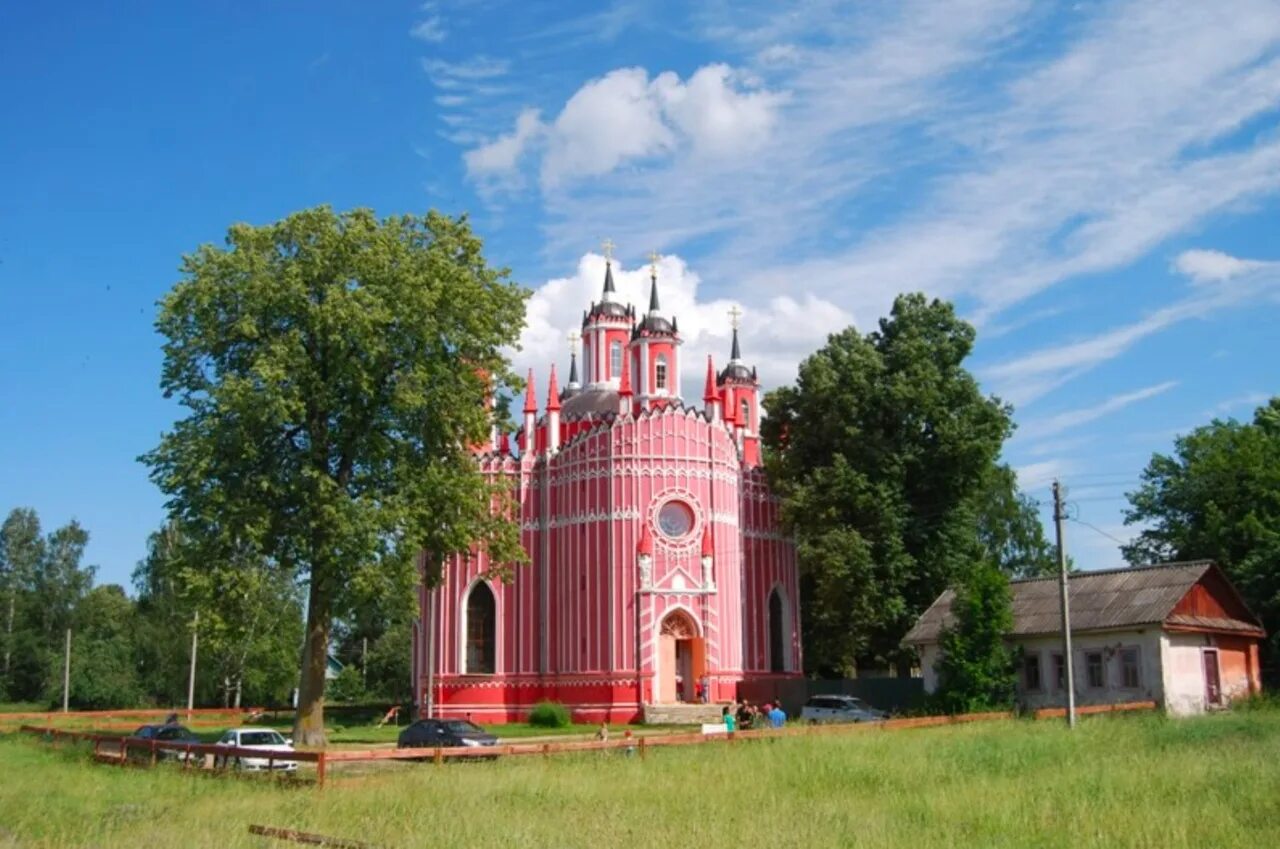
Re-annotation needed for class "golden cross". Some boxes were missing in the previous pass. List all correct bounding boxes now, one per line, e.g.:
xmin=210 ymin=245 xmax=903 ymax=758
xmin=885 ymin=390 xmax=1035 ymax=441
xmin=648 ymin=249 xmax=661 ymax=277
xmin=601 ymin=238 xmax=615 ymax=263
xmin=728 ymin=304 xmax=743 ymax=331
xmin=567 ymin=330 xmax=580 ymax=353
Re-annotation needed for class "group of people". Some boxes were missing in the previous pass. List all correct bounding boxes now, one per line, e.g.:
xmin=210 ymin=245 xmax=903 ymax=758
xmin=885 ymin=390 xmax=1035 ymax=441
xmin=721 ymin=700 xmax=786 ymax=732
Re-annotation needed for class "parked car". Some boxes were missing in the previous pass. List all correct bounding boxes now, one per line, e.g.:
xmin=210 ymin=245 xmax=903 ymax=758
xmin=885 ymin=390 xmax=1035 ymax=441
xmin=397 ymin=718 xmax=498 ymax=750
xmin=215 ymin=727 xmax=298 ymax=772
xmin=800 ymin=695 xmax=888 ymax=724
xmin=125 ymin=723 xmax=202 ymax=763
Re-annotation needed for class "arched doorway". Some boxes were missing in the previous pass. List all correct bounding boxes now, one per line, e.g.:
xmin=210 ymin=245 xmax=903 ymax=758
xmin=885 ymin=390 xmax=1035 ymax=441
xmin=464 ymin=582 xmax=496 ymax=674
xmin=768 ymin=587 xmax=786 ymax=673
xmin=656 ymin=609 xmax=703 ymax=703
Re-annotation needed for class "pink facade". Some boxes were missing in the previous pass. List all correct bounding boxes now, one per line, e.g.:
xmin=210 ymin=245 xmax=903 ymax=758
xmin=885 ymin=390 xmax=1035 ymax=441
xmin=413 ymin=262 xmax=802 ymax=722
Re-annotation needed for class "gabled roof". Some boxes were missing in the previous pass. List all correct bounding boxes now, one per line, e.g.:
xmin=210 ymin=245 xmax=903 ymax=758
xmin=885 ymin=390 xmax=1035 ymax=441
xmin=903 ymin=561 xmax=1264 ymax=645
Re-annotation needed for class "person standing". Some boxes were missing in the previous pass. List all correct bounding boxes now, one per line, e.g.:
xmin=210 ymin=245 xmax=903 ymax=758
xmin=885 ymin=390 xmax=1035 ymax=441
xmin=699 ymin=673 xmax=711 ymax=704
xmin=768 ymin=702 xmax=787 ymax=729
xmin=722 ymin=705 xmax=736 ymax=733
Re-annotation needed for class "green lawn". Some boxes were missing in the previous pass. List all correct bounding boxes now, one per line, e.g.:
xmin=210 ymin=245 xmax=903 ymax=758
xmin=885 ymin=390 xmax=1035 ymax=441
xmin=2 ymin=709 xmax=1279 ymax=848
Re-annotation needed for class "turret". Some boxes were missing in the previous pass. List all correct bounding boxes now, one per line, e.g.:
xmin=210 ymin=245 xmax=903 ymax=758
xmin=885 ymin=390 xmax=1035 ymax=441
xmin=717 ymin=306 xmax=761 ymax=466
xmin=703 ymin=355 xmax=720 ymax=422
xmin=583 ymin=240 xmax=632 ymax=388
xmin=522 ymin=368 xmax=537 ymax=452
xmin=546 ymin=365 xmax=561 ymax=455
xmin=630 ymin=251 xmax=681 ymax=409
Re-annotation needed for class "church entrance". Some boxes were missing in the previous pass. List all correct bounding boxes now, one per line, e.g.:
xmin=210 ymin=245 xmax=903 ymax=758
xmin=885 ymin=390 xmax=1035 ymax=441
xmin=656 ymin=610 xmax=704 ymax=703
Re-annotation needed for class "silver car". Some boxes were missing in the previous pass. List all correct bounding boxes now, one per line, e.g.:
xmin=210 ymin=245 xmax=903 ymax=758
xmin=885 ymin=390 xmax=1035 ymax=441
xmin=215 ymin=727 xmax=298 ymax=771
xmin=799 ymin=695 xmax=888 ymax=724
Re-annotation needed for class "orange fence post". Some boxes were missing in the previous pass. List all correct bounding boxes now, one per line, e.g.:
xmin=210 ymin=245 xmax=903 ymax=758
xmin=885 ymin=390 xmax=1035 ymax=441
xmin=316 ymin=751 xmax=326 ymax=787
xmin=639 ymin=737 xmax=647 ymax=760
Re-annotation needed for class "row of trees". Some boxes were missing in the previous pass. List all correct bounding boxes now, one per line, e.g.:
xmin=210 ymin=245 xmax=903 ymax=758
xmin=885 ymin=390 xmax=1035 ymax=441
xmin=0 ymin=508 xmax=414 ymax=709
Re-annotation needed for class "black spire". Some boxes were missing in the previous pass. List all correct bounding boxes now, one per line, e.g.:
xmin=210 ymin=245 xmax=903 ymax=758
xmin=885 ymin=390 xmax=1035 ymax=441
xmin=568 ymin=350 xmax=579 ymax=385
xmin=648 ymin=274 xmax=661 ymax=313
xmin=602 ymin=261 xmax=616 ymax=297
xmin=730 ymin=326 xmax=741 ymax=361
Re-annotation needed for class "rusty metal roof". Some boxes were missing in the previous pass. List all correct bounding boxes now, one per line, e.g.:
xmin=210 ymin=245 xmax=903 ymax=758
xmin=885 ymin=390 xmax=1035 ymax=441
xmin=903 ymin=560 xmax=1236 ymax=644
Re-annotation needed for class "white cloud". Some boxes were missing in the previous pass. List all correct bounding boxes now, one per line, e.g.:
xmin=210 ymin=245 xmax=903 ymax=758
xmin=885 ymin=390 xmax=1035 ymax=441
xmin=540 ymin=68 xmax=675 ymax=186
xmin=513 ymin=253 xmax=853 ymax=400
xmin=410 ymin=16 xmax=447 ymax=43
xmin=650 ymin=64 xmax=785 ymax=157
xmin=1018 ymin=381 xmax=1178 ymax=441
xmin=1174 ymin=249 xmax=1271 ymax=283
xmin=1207 ymin=390 xmax=1270 ymax=417
xmin=464 ymin=108 xmax=543 ymax=177
xmin=984 ymin=249 xmax=1280 ymax=405
xmin=466 ymin=64 xmax=784 ymax=187
xmin=1014 ymin=459 xmax=1068 ymax=490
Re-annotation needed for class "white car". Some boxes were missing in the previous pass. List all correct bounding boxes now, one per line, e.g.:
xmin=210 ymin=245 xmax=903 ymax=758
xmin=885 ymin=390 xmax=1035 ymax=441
xmin=215 ymin=727 xmax=298 ymax=772
xmin=799 ymin=695 xmax=888 ymax=724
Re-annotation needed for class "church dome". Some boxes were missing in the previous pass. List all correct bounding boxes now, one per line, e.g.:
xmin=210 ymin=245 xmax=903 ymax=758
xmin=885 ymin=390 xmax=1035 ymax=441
xmin=560 ymin=387 xmax=621 ymax=419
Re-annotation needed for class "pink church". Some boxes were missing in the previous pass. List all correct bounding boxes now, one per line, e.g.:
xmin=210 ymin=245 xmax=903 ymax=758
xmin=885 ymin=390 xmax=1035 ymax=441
xmin=412 ymin=257 xmax=802 ymax=723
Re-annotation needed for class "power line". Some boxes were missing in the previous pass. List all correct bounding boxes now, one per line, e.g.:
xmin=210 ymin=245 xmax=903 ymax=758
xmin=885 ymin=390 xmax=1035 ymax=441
xmin=1069 ymin=517 xmax=1132 ymax=548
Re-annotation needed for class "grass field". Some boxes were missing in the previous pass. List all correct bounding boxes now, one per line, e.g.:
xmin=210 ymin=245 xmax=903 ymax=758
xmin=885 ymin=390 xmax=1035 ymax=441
xmin=2 ymin=709 xmax=1279 ymax=849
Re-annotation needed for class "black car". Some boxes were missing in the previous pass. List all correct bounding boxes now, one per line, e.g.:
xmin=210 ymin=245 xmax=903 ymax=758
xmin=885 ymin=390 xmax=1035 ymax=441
xmin=125 ymin=724 xmax=203 ymax=762
xmin=397 ymin=718 xmax=498 ymax=751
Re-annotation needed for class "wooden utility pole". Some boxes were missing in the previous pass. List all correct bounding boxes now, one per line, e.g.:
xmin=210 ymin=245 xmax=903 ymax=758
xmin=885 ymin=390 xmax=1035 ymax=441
xmin=1053 ymin=480 xmax=1077 ymax=729
xmin=187 ymin=610 xmax=199 ymax=714
xmin=361 ymin=636 xmax=368 ymax=690
xmin=62 ymin=628 xmax=71 ymax=713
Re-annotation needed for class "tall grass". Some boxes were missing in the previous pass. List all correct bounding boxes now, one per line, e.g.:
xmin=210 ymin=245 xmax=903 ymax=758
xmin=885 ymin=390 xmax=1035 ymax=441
xmin=2 ymin=710 xmax=1278 ymax=848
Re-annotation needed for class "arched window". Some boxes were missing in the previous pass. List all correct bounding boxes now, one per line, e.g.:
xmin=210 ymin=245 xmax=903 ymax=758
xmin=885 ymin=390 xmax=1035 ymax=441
xmin=610 ymin=340 xmax=622 ymax=379
xmin=740 ymin=399 xmax=751 ymax=431
xmin=768 ymin=588 xmax=785 ymax=673
xmin=655 ymin=355 xmax=668 ymax=390
xmin=465 ymin=582 xmax=496 ymax=674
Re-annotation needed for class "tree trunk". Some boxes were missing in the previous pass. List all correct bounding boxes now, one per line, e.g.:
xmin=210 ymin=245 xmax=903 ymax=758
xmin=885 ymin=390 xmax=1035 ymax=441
xmin=233 ymin=676 xmax=242 ymax=709
xmin=3 ymin=588 xmax=14 ymax=678
xmin=293 ymin=577 xmax=331 ymax=746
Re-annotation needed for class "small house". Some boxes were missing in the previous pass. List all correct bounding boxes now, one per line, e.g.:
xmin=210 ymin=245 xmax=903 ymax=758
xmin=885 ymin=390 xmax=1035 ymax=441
xmin=903 ymin=561 xmax=1265 ymax=716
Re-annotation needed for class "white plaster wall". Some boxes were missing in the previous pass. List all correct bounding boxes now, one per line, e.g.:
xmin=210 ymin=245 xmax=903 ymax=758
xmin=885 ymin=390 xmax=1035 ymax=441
xmin=1161 ymin=632 xmax=1208 ymax=716
xmin=916 ymin=629 xmax=1165 ymax=710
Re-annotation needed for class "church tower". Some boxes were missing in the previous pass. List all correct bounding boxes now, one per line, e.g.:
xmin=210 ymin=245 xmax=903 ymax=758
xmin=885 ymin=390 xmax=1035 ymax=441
xmin=630 ymin=251 xmax=681 ymax=411
xmin=581 ymin=240 xmax=634 ymax=389
xmin=718 ymin=306 xmax=762 ymax=466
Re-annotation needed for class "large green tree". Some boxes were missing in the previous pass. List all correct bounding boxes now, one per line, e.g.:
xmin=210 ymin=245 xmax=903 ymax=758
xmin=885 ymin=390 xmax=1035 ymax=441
xmin=1124 ymin=397 xmax=1280 ymax=656
xmin=762 ymin=294 xmax=1041 ymax=676
xmin=143 ymin=207 xmax=527 ymax=743
xmin=54 ymin=584 xmax=143 ymax=710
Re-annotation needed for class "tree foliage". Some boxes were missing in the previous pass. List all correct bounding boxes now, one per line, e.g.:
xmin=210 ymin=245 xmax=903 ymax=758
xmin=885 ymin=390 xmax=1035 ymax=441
xmin=932 ymin=561 xmax=1016 ymax=714
xmin=762 ymin=294 xmax=1043 ymax=675
xmin=1124 ymin=397 xmax=1280 ymax=656
xmin=142 ymin=207 xmax=528 ymax=743
xmin=0 ymin=508 xmax=97 ymax=704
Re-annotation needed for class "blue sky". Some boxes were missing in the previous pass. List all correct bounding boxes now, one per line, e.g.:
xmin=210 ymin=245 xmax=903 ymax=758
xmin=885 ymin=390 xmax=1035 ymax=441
xmin=2 ymin=1 xmax=1278 ymax=589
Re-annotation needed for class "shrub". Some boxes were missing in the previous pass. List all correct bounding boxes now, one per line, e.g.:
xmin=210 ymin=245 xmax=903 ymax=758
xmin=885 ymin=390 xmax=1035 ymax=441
xmin=527 ymin=701 xmax=571 ymax=728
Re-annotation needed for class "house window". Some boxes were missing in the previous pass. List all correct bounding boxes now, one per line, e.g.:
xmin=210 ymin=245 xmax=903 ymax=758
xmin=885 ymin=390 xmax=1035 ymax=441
xmin=1052 ymin=654 xmax=1066 ymax=691
xmin=1085 ymin=651 xmax=1105 ymax=689
xmin=1023 ymin=653 xmax=1042 ymax=692
xmin=655 ymin=355 xmax=668 ymax=390
xmin=1120 ymin=647 xmax=1141 ymax=688
xmin=465 ymin=582 xmax=496 ymax=674
xmin=610 ymin=341 xmax=622 ymax=378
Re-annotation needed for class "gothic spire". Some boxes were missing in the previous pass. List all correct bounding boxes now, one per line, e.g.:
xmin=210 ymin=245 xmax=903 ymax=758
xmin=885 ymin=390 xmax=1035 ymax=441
xmin=545 ymin=364 xmax=561 ymax=412
xmin=523 ymin=368 xmax=538 ymax=414
xmin=703 ymin=355 xmax=718 ymax=403
xmin=601 ymin=237 xmax=617 ymax=301
xmin=647 ymin=249 xmax=661 ymax=314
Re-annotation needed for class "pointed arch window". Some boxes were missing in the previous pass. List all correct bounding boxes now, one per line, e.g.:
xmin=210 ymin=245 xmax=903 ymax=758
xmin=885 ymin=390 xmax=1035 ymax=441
xmin=610 ymin=340 xmax=622 ymax=379
xmin=465 ymin=582 xmax=496 ymax=674
xmin=655 ymin=354 xmax=668 ymax=390
xmin=740 ymin=399 xmax=751 ymax=432
xmin=768 ymin=588 xmax=785 ymax=673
